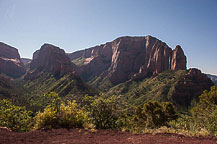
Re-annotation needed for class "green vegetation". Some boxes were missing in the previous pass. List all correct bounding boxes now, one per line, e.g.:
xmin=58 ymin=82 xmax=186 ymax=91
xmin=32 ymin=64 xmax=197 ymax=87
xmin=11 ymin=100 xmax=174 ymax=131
xmin=88 ymin=76 xmax=113 ymax=91
xmin=71 ymin=57 xmax=86 ymax=66
xmin=34 ymin=92 xmax=88 ymax=129
xmin=17 ymin=73 xmax=96 ymax=112
xmin=133 ymin=101 xmax=177 ymax=129
xmin=169 ymin=86 xmax=217 ymax=135
xmin=0 ymin=76 xmax=17 ymax=99
xmin=107 ymin=70 xmax=186 ymax=106
xmin=0 ymin=99 xmax=32 ymax=132
xmin=191 ymin=86 xmax=217 ymax=133
xmin=0 ymin=87 xmax=216 ymax=136
xmin=82 ymin=94 xmax=131 ymax=129
xmin=0 ymin=70 xmax=216 ymax=137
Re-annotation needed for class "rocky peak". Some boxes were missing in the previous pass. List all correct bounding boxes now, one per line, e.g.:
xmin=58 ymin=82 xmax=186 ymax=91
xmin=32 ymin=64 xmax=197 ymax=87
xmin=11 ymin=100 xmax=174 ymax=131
xmin=171 ymin=45 xmax=186 ymax=70
xmin=0 ymin=42 xmax=25 ymax=78
xmin=25 ymin=44 xmax=77 ymax=80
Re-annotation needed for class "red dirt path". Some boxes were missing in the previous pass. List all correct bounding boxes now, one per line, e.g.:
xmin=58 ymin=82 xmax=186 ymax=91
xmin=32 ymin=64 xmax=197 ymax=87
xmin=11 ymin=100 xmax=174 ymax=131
xmin=0 ymin=128 xmax=216 ymax=144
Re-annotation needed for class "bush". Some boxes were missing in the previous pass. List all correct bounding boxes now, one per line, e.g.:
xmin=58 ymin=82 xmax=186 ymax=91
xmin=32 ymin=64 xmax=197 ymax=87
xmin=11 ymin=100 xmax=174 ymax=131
xmin=190 ymin=86 xmax=217 ymax=134
xmin=0 ymin=99 xmax=32 ymax=132
xmin=169 ymin=86 xmax=217 ymax=135
xmin=34 ymin=92 xmax=88 ymax=129
xmin=82 ymin=93 xmax=130 ymax=129
xmin=133 ymin=101 xmax=177 ymax=128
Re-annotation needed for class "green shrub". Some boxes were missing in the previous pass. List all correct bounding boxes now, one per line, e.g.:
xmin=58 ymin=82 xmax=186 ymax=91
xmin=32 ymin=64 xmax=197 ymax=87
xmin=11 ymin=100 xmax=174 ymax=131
xmin=82 ymin=93 xmax=130 ymax=129
xmin=133 ymin=101 xmax=177 ymax=129
xmin=191 ymin=86 xmax=217 ymax=134
xmin=0 ymin=99 xmax=32 ymax=132
xmin=169 ymin=86 xmax=217 ymax=135
xmin=34 ymin=92 xmax=88 ymax=129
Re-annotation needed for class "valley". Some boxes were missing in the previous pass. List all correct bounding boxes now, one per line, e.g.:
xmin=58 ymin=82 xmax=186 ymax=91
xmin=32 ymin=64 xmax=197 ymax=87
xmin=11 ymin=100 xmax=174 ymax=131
xmin=0 ymin=35 xmax=216 ymax=143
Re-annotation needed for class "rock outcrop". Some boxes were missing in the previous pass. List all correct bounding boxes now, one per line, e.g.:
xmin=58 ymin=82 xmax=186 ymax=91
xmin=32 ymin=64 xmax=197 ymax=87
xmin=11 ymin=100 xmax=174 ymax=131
xmin=0 ymin=42 xmax=26 ymax=78
xmin=68 ymin=36 xmax=187 ymax=85
xmin=25 ymin=44 xmax=77 ymax=80
xmin=172 ymin=68 xmax=214 ymax=107
xmin=171 ymin=45 xmax=187 ymax=70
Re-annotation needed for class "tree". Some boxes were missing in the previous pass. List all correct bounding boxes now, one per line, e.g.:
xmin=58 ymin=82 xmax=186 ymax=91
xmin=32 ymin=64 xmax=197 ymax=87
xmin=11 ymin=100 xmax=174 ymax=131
xmin=134 ymin=101 xmax=177 ymax=128
xmin=191 ymin=86 xmax=217 ymax=133
xmin=82 ymin=93 xmax=129 ymax=129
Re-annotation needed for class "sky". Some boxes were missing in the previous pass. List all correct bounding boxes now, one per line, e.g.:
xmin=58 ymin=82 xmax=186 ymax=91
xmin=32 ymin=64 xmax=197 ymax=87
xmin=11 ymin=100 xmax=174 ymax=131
xmin=0 ymin=0 xmax=217 ymax=75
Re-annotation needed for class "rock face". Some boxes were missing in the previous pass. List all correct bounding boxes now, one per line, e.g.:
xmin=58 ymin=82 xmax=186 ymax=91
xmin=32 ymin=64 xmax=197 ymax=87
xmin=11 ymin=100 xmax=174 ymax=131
xmin=68 ymin=36 xmax=187 ymax=85
xmin=0 ymin=42 xmax=26 ymax=78
xmin=172 ymin=68 xmax=214 ymax=107
xmin=25 ymin=44 xmax=77 ymax=80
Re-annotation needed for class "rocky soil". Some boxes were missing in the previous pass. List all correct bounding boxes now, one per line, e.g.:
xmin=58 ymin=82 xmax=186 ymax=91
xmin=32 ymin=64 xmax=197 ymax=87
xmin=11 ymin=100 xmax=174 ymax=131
xmin=0 ymin=128 xmax=216 ymax=144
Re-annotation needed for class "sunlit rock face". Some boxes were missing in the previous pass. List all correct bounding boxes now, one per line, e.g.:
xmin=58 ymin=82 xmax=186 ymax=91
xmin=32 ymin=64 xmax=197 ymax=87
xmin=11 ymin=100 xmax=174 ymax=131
xmin=0 ymin=42 xmax=26 ymax=78
xmin=25 ymin=44 xmax=77 ymax=80
xmin=69 ymin=35 xmax=187 ymax=85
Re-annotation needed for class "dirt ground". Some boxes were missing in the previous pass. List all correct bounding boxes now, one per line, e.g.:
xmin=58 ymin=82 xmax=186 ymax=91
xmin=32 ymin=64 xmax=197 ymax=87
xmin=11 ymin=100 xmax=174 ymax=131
xmin=0 ymin=128 xmax=216 ymax=144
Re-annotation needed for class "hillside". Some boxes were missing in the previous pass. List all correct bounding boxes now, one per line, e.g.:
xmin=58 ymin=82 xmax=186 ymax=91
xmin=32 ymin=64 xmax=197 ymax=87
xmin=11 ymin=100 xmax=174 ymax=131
xmin=0 ymin=43 xmax=96 ymax=111
xmin=21 ymin=44 xmax=95 ymax=110
xmin=0 ymin=76 xmax=16 ymax=99
xmin=107 ymin=69 xmax=213 ymax=109
xmin=18 ymin=73 xmax=95 ymax=111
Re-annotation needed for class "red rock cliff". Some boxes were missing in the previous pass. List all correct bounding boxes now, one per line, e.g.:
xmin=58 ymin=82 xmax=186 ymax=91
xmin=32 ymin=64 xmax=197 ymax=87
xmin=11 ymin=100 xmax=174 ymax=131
xmin=68 ymin=36 xmax=187 ymax=85
xmin=25 ymin=44 xmax=77 ymax=80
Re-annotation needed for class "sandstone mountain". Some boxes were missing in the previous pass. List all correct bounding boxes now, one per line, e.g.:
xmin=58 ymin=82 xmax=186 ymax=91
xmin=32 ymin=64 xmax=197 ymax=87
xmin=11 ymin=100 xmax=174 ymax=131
xmin=25 ymin=44 xmax=77 ymax=80
xmin=68 ymin=36 xmax=187 ymax=87
xmin=0 ymin=42 xmax=26 ymax=78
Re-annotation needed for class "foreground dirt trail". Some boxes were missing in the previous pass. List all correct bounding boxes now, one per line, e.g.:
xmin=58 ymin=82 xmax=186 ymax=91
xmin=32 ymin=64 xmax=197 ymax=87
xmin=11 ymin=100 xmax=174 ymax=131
xmin=0 ymin=129 xmax=216 ymax=144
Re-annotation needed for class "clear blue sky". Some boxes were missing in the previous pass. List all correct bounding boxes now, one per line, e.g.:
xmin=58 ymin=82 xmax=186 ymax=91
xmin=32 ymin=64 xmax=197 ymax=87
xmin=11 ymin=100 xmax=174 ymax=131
xmin=0 ymin=0 xmax=217 ymax=75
